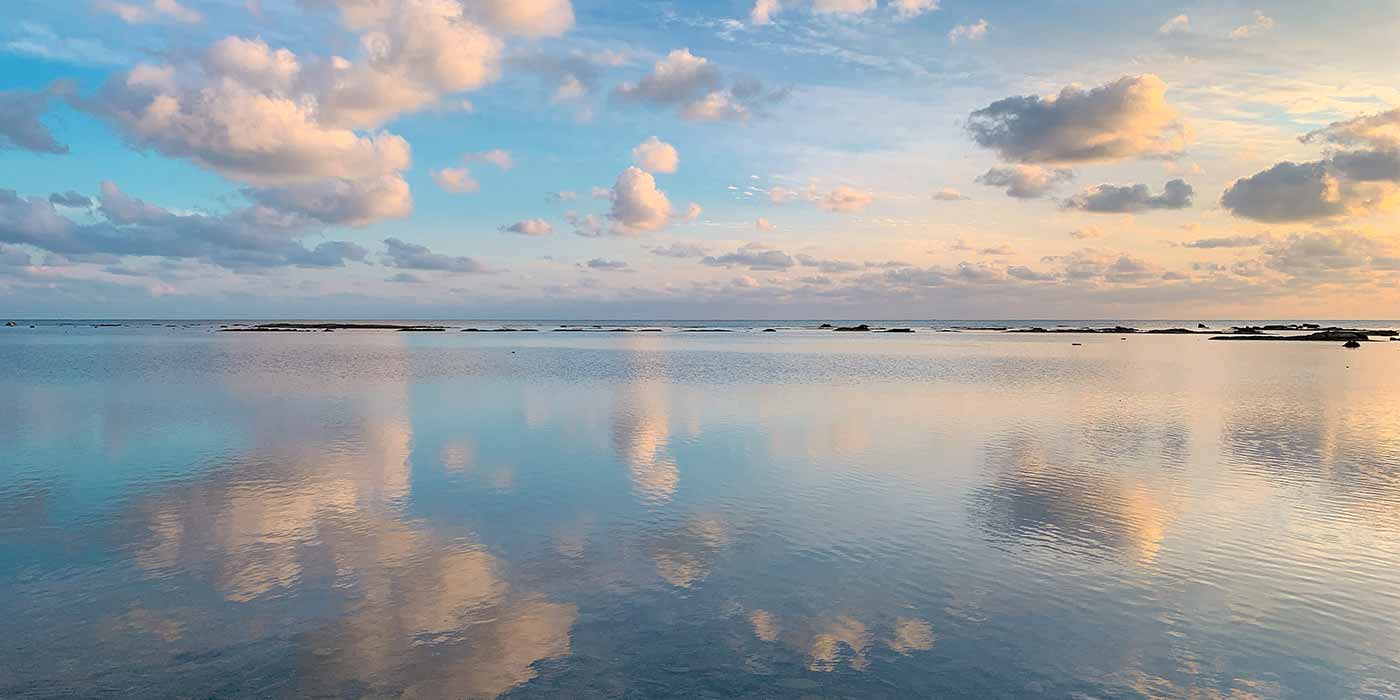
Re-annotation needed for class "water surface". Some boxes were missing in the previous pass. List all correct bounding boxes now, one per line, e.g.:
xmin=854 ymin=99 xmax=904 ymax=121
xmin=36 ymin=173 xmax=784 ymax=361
xmin=3 ymin=324 xmax=1399 ymax=698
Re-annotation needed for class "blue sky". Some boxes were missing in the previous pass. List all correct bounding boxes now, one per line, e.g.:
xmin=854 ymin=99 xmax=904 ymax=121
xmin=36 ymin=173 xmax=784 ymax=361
xmin=1 ymin=0 xmax=1398 ymax=318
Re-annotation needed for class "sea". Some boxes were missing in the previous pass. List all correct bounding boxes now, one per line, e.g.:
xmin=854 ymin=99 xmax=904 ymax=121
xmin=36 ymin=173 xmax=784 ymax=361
xmin=2 ymin=319 xmax=1399 ymax=698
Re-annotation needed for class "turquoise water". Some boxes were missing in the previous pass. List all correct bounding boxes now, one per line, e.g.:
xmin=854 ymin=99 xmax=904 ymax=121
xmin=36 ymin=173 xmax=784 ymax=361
xmin=3 ymin=324 xmax=1400 ymax=697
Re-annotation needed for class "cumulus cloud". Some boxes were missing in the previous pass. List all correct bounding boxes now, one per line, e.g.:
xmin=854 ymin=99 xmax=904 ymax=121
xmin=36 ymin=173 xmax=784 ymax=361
xmin=1229 ymin=10 xmax=1274 ymax=39
xmin=1223 ymin=108 xmax=1400 ymax=222
xmin=948 ymin=19 xmax=989 ymax=43
xmin=967 ymin=74 xmax=1187 ymax=164
xmin=0 ymin=182 xmax=367 ymax=270
xmin=749 ymin=0 xmax=781 ymax=25
xmin=96 ymin=0 xmax=203 ymax=24
xmin=932 ymin=188 xmax=969 ymax=201
xmin=608 ymin=166 xmax=672 ymax=234
xmin=1046 ymin=248 xmax=1161 ymax=284
xmin=466 ymin=0 xmax=574 ymax=37
xmin=614 ymin=49 xmax=786 ymax=122
xmin=976 ymin=165 xmax=1074 ymax=198
xmin=632 ymin=136 xmax=679 ymax=173
xmin=502 ymin=218 xmax=553 ymax=236
xmin=382 ymin=236 xmax=488 ymax=273
xmin=1220 ymin=160 xmax=1387 ymax=221
xmin=1063 ymin=179 xmax=1193 ymax=212
xmin=432 ymin=167 xmax=480 ymax=193
xmin=702 ymin=243 xmax=794 ymax=270
xmin=818 ymin=186 xmax=874 ymax=212
xmin=248 ymin=174 xmax=412 ymax=226
xmin=0 ymin=86 xmax=69 ymax=154
xmin=83 ymin=0 xmax=538 ymax=225
xmin=755 ymin=217 xmax=776 ymax=231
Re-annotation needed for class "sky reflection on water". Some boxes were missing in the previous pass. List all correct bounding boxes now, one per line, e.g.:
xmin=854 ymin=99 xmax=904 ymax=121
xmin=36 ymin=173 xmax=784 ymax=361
xmin=2 ymin=328 xmax=1400 ymax=698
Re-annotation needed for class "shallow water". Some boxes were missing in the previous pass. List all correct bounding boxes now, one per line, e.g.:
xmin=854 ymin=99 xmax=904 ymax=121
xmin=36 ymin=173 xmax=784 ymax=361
xmin=3 ymin=324 xmax=1400 ymax=698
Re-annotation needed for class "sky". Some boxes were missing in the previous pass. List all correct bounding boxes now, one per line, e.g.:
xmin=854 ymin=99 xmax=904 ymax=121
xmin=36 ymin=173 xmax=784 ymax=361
xmin=1 ymin=0 xmax=1398 ymax=319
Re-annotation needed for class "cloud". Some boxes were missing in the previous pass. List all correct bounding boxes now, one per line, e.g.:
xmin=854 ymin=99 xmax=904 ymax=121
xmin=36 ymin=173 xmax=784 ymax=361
xmin=931 ymin=188 xmax=969 ymax=201
xmin=1229 ymin=10 xmax=1274 ymax=39
xmin=682 ymin=202 xmax=702 ymax=221
xmin=1221 ymin=161 xmax=1350 ymax=222
xmin=48 ymin=191 xmax=92 ymax=208
xmin=651 ymin=242 xmax=708 ymax=258
xmin=978 ymin=244 xmax=1015 ymax=256
xmin=248 ymin=174 xmax=412 ymax=226
xmin=1158 ymin=14 xmax=1189 ymax=35
xmin=818 ymin=186 xmax=874 ymax=212
xmin=466 ymin=0 xmax=574 ymax=37
xmin=1063 ymin=179 xmax=1193 ymax=212
xmin=632 ymin=136 xmax=679 ymax=174
xmin=1069 ymin=226 xmax=1103 ymax=239
xmin=609 ymin=166 xmax=672 ymax=234
xmin=1303 ymin=108 xmax=1400 ymax=150
xmin=546 ymin=191 xmax=577 ymax=203
xmin=1008 ymin=265 xmax=1057 ymax=281
xmin=702 ymin=243 xmax=794 ymax=270
xmin=749 ymin=0 xmax=781 ymax=25
xmin=464 ymin=149 xmax=514 ymax=169
xmin=1046 ymin=248 xmax=1161 ymax=284
xmin=433 ymin=168 xmax=480 ymax=193
xmin=967 ymin=74 xmax=1187 ymax=164
xmin=976 ymin=165 xmax=1074 ymax=198
xmin=0 ymin=182 xmax=368 ymax=270
xmin=1223 ymin=109 xmax=1400 ymax=222
xmin=502 ymin=218 xmax=554 ymax=236
xmin=614 ymin=49 xmax=786 ymax=122
xmin=383 ymin=237 xmax=488 ymax=273
xmin=96 ymin=0 xmax=203 ymax=24
xmin=2 ymin=22 xmax=124 ymax=66
xmin=1260 ymin=232 xmax=1389 ymax=277
xmin=387 ymin=271 xmax=424 ymax=283
xmin=585 ymin=257 xmax=629 ymax=271
xmin=0 ymin=86 xmax=69 ymax=154
xmin=1182 ymin=235 xmax=1266 ymax=249
xmin=892 ymin=0 xmax=939 ymax=19
xmin=948 ymin=19 xmax=989 ymax=43
xmin=755 ymin=217 xmax=776 ymax=231
xmin=796 ymin=254 xmax=861 ymax=273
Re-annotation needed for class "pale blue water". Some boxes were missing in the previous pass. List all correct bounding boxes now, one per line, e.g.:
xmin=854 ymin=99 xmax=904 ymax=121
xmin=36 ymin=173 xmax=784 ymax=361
xmin=3 ymin=322 xmax=1400 ymax=698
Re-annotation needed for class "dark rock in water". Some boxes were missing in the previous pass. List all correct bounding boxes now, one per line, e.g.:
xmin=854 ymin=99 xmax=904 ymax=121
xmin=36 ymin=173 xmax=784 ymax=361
xmin=1344 ymin=339 xmax=1362 ymax=348
xmin=881 ymin=328 xmax=914 ymax=333
xmin=1212 ymin=330 xmax=1372 ymax=342
xmin=1198 ymin=323 xmax=1208 ymax=329
xmin=762 ymin=328 xmax=777 ymax=332
xmin=1071 ymin=342 xmax=1082 ymax=346
xmin=833 ymin=324 xmax=871 ymax=332
xmin=1230 ymin=327 xmax=1265 ymax=335
xmin=818 ymin=324 xmax=834 ymax=329
xmin=1146 ymin=328 xmax=1198 ymax=334
xmin=684 ymin=328 xmax=732 ymax=332
xmin=251 ymin=322 xmax=443 ymax=331
xmin=395 ymin=326 xmax=446 ymax=332
xmin=4 ymin=321 xmax=15 ymax=327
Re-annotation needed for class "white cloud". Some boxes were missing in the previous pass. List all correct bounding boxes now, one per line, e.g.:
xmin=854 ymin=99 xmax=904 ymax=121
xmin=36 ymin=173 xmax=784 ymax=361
xmin=948 ymin=19 xmax=989 ymax=43
xmin=892 ymin=0 xmax=939 ymax=19
xmin=931 ymin=187 xmax=969 ymax=201
xmin=976 ymin=165 xmax=1074 ymax=198
xmin=433 ymin=167 xmax=480 ymax=193
xmin=755 ymin=217 xmax=776 ymax=231
xmin=609 ymin=166 xmax=672 ymax=234
xmin=502 ymin=218 xmax=554 ymax=236
xmin=614 ymin=49 xmax=786 ymax=122
xmin=818 ymin=186 xmax=874 ymax=212
xmin=632 ymin=136 xmax=679 ymax=174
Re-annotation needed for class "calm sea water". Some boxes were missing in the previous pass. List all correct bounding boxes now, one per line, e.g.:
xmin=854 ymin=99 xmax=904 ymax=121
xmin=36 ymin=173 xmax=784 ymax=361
xmin=3 ymin=322 xmax=1400 ymax=698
